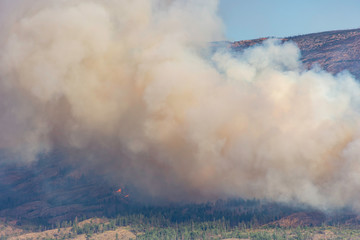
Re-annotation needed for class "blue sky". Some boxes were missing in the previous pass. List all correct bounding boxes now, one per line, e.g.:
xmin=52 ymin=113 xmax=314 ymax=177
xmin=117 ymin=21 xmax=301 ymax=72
xmin=218 ymin=0 xmax=360 ymax=41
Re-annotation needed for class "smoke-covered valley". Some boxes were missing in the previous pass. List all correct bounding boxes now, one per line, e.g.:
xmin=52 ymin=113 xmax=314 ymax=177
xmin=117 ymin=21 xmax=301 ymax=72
xmin=1 ymin=0 xmax=360 ymax=222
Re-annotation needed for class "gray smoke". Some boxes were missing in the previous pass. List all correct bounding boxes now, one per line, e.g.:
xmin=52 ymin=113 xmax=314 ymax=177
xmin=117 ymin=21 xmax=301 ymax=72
xmin=1 ymin=0 xmax=360 ymax=210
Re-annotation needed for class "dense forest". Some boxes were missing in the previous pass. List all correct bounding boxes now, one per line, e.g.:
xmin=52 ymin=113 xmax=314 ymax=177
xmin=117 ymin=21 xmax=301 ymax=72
xmin=3 ymin=198 xmax=359 ymax=239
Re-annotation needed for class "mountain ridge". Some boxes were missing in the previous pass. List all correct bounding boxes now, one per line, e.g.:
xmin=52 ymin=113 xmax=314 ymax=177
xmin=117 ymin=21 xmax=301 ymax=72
xmin=230 ymin=27 xmax=360 ymax=79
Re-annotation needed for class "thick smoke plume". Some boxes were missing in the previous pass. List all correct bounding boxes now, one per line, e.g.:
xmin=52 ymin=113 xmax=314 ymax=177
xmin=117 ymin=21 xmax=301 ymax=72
xmin=1 ymin=0 xmax=360 ymax=210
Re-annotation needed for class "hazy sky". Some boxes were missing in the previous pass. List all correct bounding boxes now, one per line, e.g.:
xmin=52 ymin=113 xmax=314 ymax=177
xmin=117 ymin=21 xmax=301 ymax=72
xmin=218 ymin=0 xmax=360 ymax=41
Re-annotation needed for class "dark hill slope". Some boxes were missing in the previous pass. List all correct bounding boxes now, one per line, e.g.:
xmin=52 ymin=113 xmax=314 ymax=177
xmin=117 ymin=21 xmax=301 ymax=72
xmin=231 ymin=28 xmax=360 ymax=79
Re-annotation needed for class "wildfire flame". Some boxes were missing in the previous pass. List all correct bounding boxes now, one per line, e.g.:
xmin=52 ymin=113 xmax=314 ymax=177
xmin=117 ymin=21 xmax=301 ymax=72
xmin=115 ymin=188 xmax=129 ymax=199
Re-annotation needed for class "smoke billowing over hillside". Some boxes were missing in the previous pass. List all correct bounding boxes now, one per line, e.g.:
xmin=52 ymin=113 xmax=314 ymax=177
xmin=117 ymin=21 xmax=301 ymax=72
xmin=1 ymin=0 xmax=360 ymax=210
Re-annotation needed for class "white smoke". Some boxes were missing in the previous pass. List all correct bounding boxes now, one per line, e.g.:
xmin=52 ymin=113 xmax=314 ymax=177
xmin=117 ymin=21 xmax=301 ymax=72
xmin=1 ymin=0 xmax=360 ymax=210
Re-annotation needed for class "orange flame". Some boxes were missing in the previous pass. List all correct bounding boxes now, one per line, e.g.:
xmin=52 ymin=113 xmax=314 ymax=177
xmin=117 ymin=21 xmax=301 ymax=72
xmin=116 ymin=188 xmax=122 ymax=193
xmin=124 ymin=194 xmax=129 ymax=198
